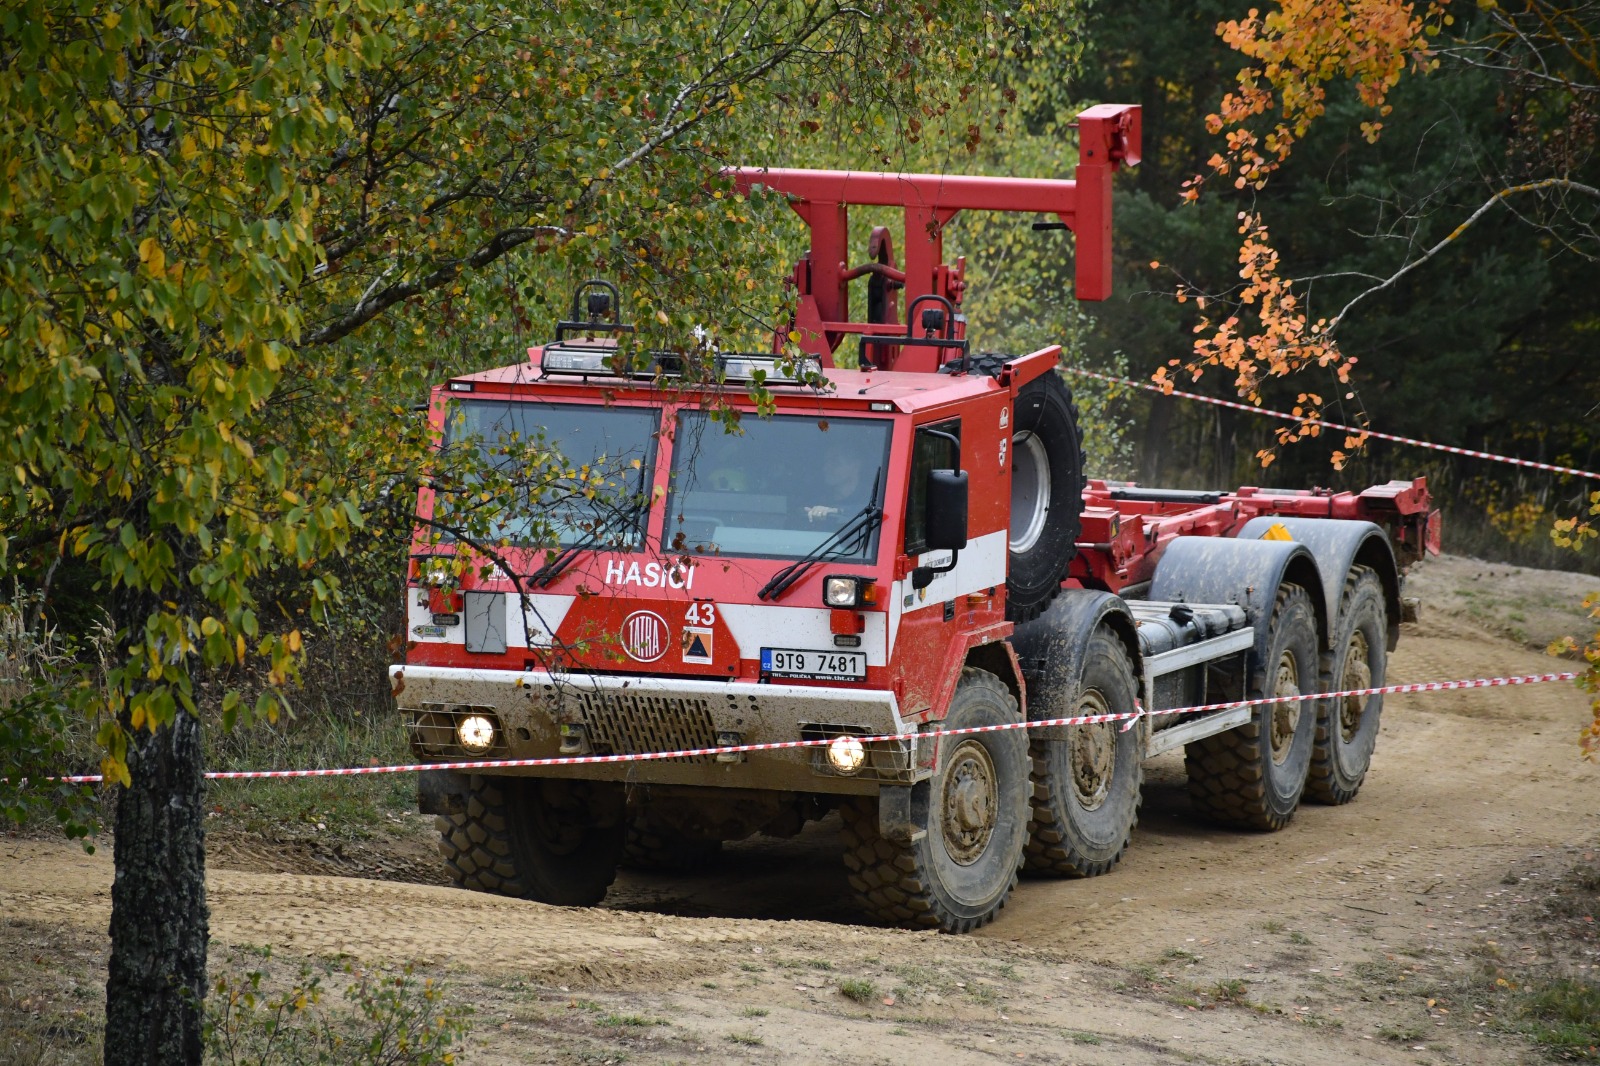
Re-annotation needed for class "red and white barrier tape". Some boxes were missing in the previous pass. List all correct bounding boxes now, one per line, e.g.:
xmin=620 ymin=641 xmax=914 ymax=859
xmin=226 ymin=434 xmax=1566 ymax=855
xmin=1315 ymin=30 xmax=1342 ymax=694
xmin=45 ymin=671 xmax=1579 ymax=784
xmin=1064 ymin=367 xmax=1600 ymax=482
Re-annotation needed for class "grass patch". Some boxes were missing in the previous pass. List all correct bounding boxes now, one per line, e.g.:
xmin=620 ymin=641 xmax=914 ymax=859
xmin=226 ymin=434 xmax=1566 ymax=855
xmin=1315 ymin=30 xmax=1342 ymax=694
xmin=726 ymin=1030 xmax=763 ymax=1046
xmin=595 ymin=1012 xmax=668 ymax=1028
xmin=206 ymin=954 xmax=471 ymax=1065
xmin=1208 ymin=978 xmax=1250 ymax=1006
xmin=740 ymin=1007 xmax=769 ymax=1018
xmin=889 ymin=964 xmax=948 ymax=990
xmin=1569 ymin=864 xmax=1600 ymax=893
xmin=838 ymin=978 xmax=876 ymax=1003
xmin=1129 ymin=963 xmax=1165 ymax=986
xmin=901 ymin=1014 xmax=953 ymax=1029
xmin=207 ymin=702 xmax=414 ymax=840
xmin=965 ymin=983 xmax=1000 ymax=1005
xmin=0 ymin=986 xmax=100 ymax=1066
xmin=1071 ymin=1031 xmax=1103 ymax=1045
xmin=1518 ymin=976 xmax=1600 ymax=1058
xmin=1287 ymin=931 xmax=1311 ymax=946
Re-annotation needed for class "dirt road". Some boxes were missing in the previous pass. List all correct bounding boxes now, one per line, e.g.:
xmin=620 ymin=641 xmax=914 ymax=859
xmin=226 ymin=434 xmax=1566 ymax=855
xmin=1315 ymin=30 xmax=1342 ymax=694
xmin=4 ymin=555 xmax=1597 ymax=1064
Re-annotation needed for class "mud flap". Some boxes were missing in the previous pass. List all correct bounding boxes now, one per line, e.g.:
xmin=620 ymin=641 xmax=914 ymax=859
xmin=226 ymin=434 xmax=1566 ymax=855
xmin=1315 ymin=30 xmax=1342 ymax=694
xmin=878 ymin=781 xmax=929 ymax=845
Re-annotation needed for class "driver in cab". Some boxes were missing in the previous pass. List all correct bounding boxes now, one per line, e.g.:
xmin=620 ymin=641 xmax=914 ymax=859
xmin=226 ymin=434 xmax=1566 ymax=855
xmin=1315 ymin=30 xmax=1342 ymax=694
xmin=804 ymin=452 xmax=872 ymax=523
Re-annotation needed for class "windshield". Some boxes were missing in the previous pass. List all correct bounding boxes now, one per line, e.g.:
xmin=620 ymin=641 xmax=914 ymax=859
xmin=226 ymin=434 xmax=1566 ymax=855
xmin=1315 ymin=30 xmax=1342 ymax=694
xmin=666 ymin=413 xmax=891 ymax=560
xmin=441 ymin=400 xmax=658 ymax=549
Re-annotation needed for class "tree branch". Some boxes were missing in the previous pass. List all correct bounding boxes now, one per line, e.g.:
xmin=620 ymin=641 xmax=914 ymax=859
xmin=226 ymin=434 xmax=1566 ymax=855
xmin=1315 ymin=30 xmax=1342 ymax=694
xmin=1328 ymin=177 xmax=1600 ymax=334
xmin=301 ymin=225 xmax=572 ymax=348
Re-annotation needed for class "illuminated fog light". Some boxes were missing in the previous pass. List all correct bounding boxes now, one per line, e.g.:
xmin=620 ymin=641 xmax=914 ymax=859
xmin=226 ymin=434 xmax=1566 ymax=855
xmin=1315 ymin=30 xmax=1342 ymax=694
xmin=826 ymin=735 xmax=867 ymax=775
xmin=456 ymin=714 xmax=497 ymax=754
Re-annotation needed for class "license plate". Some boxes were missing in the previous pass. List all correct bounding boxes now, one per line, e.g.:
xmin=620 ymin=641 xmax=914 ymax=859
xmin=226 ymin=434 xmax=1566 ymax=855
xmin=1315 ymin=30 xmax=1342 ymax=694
xmin=761 ymin=647 xmax=867 ymax=681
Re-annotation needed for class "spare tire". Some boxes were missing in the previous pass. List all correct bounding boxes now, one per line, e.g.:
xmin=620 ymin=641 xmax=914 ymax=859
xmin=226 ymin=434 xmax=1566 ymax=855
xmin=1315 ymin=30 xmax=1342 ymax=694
xmin=1006 ymin=371 xmax=1085 ymax=623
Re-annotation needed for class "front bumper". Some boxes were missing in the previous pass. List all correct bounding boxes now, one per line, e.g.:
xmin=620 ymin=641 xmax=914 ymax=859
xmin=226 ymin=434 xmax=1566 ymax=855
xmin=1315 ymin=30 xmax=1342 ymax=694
xmin=390 ymin=665 xmax=920 ymax=793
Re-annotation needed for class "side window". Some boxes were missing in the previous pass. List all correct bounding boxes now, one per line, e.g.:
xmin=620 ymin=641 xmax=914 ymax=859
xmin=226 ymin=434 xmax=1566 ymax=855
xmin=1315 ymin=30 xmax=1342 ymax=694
xmin=904 ymin=419 xmax=961 ymax=555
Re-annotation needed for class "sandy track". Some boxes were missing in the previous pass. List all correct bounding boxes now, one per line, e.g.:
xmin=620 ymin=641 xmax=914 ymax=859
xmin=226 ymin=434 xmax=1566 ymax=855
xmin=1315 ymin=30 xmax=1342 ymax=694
xmin=4 ymin=557 xmax=1597 ymax=1064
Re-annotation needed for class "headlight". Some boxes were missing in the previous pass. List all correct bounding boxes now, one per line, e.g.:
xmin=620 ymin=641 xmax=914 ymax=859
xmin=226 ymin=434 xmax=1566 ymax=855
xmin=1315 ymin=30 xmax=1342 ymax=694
xmin=456 ymin=714 xmax=497 ymax=755
xmin=826 ymin=735 xmax=867 ymax=775
xmin=823 ymin=575 xmax=877 ymax=608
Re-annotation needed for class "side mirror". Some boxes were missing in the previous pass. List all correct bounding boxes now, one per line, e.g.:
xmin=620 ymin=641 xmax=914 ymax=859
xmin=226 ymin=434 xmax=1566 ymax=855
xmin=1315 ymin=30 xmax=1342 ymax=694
xmin=913 ymin=469 xmax=967 ymax=589
xmin=924 ymin=469 xmax=969 ymax=550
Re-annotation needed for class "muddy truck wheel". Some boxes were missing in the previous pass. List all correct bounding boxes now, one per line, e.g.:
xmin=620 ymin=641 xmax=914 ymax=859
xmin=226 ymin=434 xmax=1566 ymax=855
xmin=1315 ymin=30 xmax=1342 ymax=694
xmin=1024 ymin=627 xmax=1144 ymax=877
xmin=841 ymin=668 xmax=1029 ymax=933
xmin=1307 ymin=566 xmax=1388 ymax=804
xmin=1186 ymin=584 xmax=1319 ymax=831
xmin=437 ymin=775 xmax=625 ymax=906
xmin=1005 ymin=371 xmax=1086 ymax=623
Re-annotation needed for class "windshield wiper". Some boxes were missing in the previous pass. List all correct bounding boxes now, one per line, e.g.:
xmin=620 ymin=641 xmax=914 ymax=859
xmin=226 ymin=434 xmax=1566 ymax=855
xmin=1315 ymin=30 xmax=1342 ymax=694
xmin=758 ymin=495 xmax=884 ymax=602
xmin=530 ymin=502 xmax=645 ymax=588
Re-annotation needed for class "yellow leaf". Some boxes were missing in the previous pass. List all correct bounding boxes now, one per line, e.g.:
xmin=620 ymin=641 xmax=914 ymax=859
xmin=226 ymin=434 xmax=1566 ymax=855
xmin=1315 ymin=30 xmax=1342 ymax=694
xmin=286 ymin=629 xmax=302 ymax=653
xmin=138 ymin=237 xmax=166 ymax=276
xmin=180 ymin=135 xmax=197 ymax=161
xmin=101 ymin=756 xmax=132 ymax=789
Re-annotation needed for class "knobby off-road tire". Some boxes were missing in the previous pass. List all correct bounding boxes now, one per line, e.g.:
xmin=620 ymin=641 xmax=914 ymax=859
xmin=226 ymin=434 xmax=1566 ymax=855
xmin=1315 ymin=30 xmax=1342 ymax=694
xmin=1024 ymin=627 xmax=1144 ymax=877
xmin=1186 ymin=584 xmax=1320 ymax=831
xmin=1005 ymin=371 xmax=1086 ymax=624
xmin=436 ymin=775 xmax=626 ymax=906
xmin=840 ymin=668 xmax=1029 ymax=932
xmin=621 ymin=812 xmax=722 ymax=873
xmin=1306 ymin=566 xmax=1388 ymax=805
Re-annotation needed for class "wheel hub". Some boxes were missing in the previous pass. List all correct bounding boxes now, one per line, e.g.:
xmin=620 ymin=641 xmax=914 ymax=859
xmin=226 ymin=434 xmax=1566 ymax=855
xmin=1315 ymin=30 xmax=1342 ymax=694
xmin=1268 ymin=649 xmax=1302 ymax=765
xmin=1009 ymin=431 xmax=1051 ymax=554
xmin=1339 ymin=630 xmax=1372 ymax=741
xmin=1070 ymin=690 xmax=1116 ymax=811
xmin=941 ymin=740 xmax=998 ymax=866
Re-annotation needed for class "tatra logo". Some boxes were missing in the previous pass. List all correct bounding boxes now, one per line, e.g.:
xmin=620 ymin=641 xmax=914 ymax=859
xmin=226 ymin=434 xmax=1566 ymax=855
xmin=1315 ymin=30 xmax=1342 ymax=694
xmin=621 ymin=611 xmax=668 ymax=662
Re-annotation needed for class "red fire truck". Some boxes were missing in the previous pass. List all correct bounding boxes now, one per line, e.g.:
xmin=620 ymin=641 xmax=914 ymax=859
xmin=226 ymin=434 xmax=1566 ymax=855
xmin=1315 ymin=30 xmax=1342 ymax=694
xmin=394 ymin=103 xmax=1438 ymax=932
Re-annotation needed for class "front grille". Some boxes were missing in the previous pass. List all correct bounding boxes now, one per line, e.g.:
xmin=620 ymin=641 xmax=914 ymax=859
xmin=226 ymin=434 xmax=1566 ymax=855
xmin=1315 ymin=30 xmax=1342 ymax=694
xmin=571 ymin=691 xmax=720 ymax=762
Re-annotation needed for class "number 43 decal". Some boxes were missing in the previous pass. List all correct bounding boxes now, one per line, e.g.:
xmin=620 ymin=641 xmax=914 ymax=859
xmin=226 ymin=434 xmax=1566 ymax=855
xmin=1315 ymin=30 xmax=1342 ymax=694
xmin=685 ymin=601 xmax=717 ymax=626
